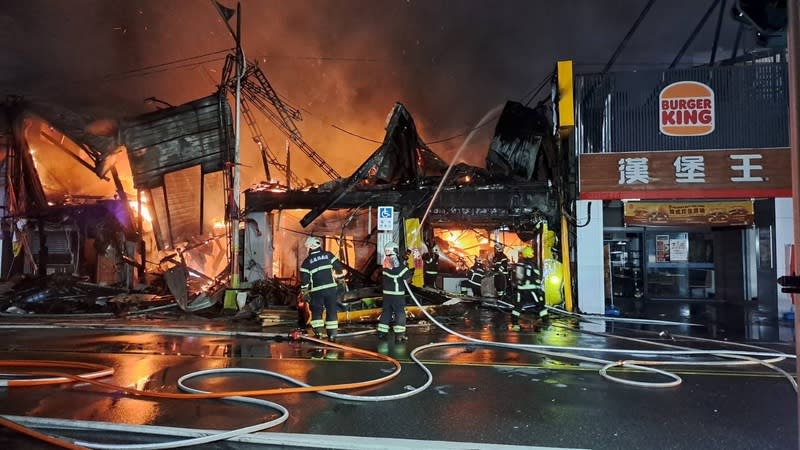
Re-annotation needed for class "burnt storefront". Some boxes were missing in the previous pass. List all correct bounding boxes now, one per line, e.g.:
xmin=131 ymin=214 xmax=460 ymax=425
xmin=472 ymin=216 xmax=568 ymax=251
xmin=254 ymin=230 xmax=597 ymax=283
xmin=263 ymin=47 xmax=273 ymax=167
xmin=0 ymin=93 xmax=235 ymax=313
xmin=243 ymin=100 xmax=566 ymax=303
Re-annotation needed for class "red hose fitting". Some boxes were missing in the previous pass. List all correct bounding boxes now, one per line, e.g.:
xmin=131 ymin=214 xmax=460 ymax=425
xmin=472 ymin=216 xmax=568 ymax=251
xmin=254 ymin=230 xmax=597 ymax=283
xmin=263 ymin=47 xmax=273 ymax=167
xmin=289 ymin=328 xmax=304 ymax=342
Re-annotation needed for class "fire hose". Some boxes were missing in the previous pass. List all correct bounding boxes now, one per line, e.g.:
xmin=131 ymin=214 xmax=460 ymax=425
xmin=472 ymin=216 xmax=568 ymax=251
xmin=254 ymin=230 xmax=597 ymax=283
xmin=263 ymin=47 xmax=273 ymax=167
xmin=0 ymin=294 xmax=796 ymax=449
xmin=0 ymin=332 xmax=436 ymax=449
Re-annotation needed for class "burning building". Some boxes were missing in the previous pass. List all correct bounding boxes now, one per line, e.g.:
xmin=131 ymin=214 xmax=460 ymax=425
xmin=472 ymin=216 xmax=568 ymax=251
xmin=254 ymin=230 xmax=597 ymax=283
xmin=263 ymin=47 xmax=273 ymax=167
xmin=0 ymin=56 xmax=574 ymax=315
xmin=244 ymin=99 xmax=566 ymax=298
xmin=0 ymin=92 xmax=235 ymax=312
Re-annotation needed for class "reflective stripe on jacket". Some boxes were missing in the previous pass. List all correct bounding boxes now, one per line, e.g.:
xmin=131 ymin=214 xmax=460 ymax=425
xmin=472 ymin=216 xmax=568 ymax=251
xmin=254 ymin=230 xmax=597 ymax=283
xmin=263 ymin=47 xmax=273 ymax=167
xmin=467 ymin=265 xmax=485 ymax=286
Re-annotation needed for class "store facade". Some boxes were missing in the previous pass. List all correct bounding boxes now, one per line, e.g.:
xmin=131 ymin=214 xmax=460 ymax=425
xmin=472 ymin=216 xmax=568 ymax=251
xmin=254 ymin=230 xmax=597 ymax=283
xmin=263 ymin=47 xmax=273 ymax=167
xmin=573 ymin=62 xmax=793 ymax=331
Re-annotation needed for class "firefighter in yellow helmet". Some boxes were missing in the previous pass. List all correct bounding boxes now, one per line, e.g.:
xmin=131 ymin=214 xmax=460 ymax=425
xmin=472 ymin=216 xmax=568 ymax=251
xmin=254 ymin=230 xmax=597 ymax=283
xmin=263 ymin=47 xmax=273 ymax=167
xmin=299 ymin=236 xmax=346 ymax=341
xmin=512 ymin=245 xmax=547 ymax=331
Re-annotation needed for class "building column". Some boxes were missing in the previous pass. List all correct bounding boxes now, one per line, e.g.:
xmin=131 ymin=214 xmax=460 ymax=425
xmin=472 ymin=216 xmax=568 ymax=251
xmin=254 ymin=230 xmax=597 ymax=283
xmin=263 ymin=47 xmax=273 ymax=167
xmin=775 ymin=197 xmax=794 ymax=316
xmin=243 ymin=212 xmax=272 ymax=281
xmin=576 ymin=200 xmax=604 ymax=314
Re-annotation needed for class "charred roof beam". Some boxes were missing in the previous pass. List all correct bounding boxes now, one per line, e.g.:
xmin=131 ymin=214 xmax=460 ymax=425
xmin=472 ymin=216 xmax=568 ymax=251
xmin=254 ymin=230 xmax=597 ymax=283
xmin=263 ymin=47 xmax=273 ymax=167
xmin=246 ymin=181 xmax=556 ymax=231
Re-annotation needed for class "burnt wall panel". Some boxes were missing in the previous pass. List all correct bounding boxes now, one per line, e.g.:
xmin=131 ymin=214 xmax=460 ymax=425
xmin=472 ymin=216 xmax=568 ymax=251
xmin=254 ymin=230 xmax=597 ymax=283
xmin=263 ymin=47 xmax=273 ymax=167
xmin=163 ymin=166 xmax=202 ymax=245
xmin=575 ymin=63 xmax=788 ymax=153
xmin=122 ymin=94 xmax=232 ymax=189
xmin=149 ymin=186 xmax=170 ymax=249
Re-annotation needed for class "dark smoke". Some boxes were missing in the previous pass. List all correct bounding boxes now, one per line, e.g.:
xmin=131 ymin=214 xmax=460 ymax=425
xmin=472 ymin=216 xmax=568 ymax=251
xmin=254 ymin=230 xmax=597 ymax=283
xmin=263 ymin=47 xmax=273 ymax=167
xmin=0 ymin=0 xmax=753 ymax=186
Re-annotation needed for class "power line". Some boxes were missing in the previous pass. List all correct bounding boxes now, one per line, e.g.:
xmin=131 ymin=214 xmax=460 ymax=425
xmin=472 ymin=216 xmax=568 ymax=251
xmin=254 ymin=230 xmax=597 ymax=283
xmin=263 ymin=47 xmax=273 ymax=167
xmin=268 ymin=91 xmax=387 ymax=144
xmin=244 ymin=67 xmax=551 ymax=148
xmin=424 ymin=117 xmax=499 ymax=145
xmin=331 ymin=125 xmax=383 ymax=144
xmin=98 ymin=56 xmax=227 ymax=83
xmin=99 ymin=48 xmax=233 ymax=79
xmin=38 ymin=50 xmax=232 ymax=87
xmin=258 ymin=53 xmax=385 ymax=63
xmin=522 ymin=72 xmax=553 ymax=107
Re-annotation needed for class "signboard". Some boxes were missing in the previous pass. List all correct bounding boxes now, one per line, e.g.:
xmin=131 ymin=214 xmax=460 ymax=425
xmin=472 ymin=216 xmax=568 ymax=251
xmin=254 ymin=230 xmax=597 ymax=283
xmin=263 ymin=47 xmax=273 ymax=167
xmin=624 ymin=200 xmax=754 ymax=227
xmin=655 ymin=235 xmax=670 ymax=262
xmin=669 ymin=233 xmax=689 ymax=262
xmin=377 ymin=206 xmax=394 ymax=231
xmin=580 ymin=148 xmax=790 ymax=200
xmin=556 ymin=60 xmax=574 ymax=136
xmin=377 ymin=231 xmax=395 ymax=264
xmin=659 ymin=81 xmax=715 ymax=136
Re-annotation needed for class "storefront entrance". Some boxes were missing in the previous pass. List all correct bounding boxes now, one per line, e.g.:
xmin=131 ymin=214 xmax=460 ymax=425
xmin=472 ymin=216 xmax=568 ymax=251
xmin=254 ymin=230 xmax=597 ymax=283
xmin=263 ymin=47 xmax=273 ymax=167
xmin=605 ymin=227 xmax=722 ymax=302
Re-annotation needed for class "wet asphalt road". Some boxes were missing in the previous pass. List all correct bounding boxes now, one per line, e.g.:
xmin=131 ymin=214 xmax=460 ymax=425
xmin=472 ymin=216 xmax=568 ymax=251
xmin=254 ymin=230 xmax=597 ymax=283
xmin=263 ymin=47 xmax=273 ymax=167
xmin=0 ymin=306 xmax=796 ymax=450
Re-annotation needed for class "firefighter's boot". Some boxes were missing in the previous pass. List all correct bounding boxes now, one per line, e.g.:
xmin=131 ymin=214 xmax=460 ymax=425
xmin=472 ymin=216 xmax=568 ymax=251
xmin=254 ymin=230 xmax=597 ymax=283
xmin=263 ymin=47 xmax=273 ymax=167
xmin=327 ymin=330 xmax=338 ymax=343
xmin=312 ymin=327 xmax=324 ymax=339
xmin=394 ymin=333 xmax=408 ymax=343
xmin=537 ymin=304 xmax=550 ymax=322
xmin=377 ymin=331 xmax=388 ymax=341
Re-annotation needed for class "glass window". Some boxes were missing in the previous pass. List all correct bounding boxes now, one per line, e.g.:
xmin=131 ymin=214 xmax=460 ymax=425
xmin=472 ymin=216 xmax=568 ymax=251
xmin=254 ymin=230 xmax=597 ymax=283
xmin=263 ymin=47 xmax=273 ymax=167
xmin=645 ymin=231 xmax=715 ymax=299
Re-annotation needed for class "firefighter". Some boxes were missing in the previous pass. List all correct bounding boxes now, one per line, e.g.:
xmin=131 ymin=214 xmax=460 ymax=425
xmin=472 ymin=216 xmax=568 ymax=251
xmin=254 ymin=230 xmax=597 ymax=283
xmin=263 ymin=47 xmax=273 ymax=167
xmin=512 ymin=246 xmax=547 ymax=331
xmin=378 ymin=242 xmax=414 ymax=343
xmin=299 ymin=236 xmax=346 ymax=342
xmin=422 ymin=244 xmax=440 ymax=289
xmin=491 ymin=242 xmax=510 ymax=300
xmin=461 ymin=256 xmax=485 ymax=297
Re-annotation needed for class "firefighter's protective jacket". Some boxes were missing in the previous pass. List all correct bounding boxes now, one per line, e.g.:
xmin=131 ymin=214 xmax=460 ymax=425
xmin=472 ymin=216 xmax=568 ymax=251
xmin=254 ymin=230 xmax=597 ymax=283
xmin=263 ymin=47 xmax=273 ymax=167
xmin=300 ymin=248 xmax=345 ymax=293
xmin=423 ymin=252 xmax=439 ymax=275
xmin=466 ymin=262 xmax=485 ymax=287
xmin=383 ymin=264 xmax=413 ymax=296
xmin=515 ymin=258 xmax=542 ymax=291
xmin=492 ymin=252 xmax=509 ymax=275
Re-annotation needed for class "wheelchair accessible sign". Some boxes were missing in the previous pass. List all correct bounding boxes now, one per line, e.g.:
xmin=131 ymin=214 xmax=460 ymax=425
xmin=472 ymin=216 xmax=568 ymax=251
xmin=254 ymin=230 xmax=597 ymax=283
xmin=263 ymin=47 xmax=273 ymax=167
xmin=377 ymin=206 xmax=394 ymax=231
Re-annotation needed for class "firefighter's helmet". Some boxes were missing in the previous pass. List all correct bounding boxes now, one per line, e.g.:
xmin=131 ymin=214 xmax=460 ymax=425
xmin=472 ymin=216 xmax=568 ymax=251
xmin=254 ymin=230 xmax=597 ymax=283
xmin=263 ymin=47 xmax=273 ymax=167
xmin=384 ymin=242 xmax=398 ymax=255
xmin=494 ymin=242 xmax=504 ymax=252
xmin=521 ymin=246 xmax=534 ymax=259
xmin=305 ymin=236 xmax=322 ymax=250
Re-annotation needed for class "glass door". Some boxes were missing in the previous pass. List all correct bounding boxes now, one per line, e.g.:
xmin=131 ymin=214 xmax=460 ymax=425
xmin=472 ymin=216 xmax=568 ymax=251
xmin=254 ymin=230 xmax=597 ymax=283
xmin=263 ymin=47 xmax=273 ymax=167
xmin=644 ymin=230 xmax=715 ymax=299
xmin=603 ymin=229 xmax=644 ymax=302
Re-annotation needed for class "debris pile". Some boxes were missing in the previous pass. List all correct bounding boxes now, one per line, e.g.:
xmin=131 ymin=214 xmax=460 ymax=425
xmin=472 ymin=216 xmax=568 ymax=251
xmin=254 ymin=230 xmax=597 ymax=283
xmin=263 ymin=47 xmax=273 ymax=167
xmin=0 ymin=273 xmax=171 ymax=316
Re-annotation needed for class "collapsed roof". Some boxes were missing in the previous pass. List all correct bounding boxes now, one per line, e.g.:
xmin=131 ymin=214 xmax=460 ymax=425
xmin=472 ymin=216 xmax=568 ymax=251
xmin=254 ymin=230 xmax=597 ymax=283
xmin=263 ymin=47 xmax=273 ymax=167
xmin=246 ymin=100 xmax=559 ymax=232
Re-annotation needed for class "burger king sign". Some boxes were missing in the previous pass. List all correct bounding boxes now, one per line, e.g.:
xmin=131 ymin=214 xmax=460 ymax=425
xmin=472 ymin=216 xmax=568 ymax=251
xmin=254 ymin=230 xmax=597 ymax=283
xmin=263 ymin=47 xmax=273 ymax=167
xmin=659 ymin=81 xmax=715 ymax=136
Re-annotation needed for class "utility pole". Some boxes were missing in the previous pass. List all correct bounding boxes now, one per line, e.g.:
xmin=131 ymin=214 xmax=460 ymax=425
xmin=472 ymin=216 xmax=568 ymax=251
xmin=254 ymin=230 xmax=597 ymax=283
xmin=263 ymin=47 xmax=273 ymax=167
xmin=285 ymin=140 xmax=291 ymax=190
xmin=230 ymin=2 xmax=243 ymax=306
xmin=212 ymin=0 xmax=244 ymax=309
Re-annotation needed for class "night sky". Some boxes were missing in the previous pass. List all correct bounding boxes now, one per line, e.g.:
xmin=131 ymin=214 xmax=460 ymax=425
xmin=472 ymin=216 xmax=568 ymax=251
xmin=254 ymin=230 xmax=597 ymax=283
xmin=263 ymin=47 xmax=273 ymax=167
xmin=0 ymin=0 xmax=757 ymax=186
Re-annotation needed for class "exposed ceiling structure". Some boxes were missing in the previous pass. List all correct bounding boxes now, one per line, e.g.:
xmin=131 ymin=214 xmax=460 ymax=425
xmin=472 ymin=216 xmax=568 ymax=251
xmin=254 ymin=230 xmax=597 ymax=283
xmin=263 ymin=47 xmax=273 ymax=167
xmin=246 ymin=100 xmax=560 ymax=234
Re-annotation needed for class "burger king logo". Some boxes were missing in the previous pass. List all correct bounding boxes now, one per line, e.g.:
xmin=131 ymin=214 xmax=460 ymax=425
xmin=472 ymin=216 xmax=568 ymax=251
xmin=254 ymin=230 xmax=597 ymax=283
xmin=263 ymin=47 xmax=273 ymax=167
xmin=659 ymin=81 xmax=715 ymax=136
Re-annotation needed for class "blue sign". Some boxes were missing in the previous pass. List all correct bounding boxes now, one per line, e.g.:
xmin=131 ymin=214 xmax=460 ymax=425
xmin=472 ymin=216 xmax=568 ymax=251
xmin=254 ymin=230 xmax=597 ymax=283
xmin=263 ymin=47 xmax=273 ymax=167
xmin=377 ymin=206 xmax=394 ymax=231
